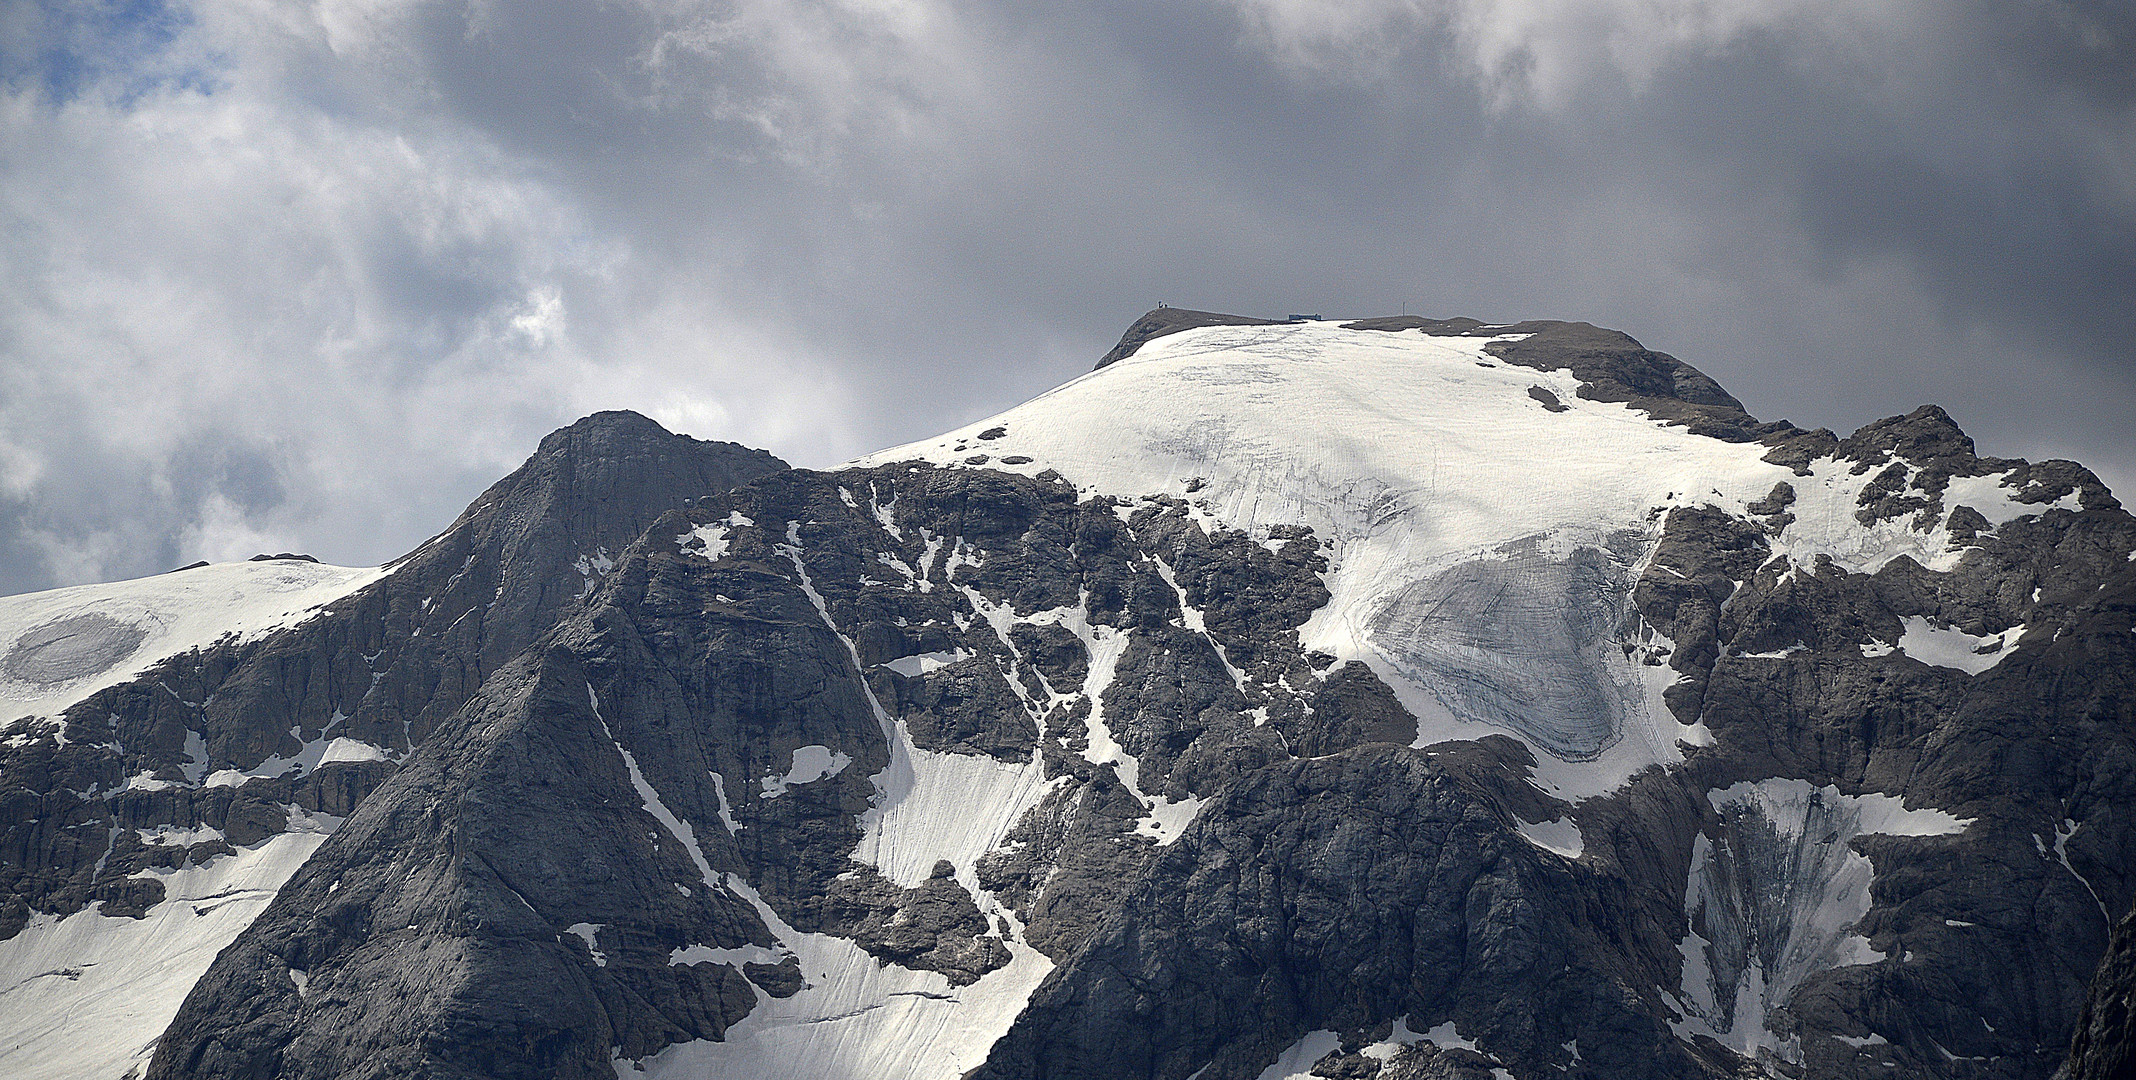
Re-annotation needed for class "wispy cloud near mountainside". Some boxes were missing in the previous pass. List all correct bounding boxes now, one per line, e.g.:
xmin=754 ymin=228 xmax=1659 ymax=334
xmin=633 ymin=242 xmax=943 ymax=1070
xmin=2 ymin=0 xmax=2131 ymax=594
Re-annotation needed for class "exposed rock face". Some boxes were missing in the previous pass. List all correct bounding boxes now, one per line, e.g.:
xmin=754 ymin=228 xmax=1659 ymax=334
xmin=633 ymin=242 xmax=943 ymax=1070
xmin=976 ymin=743 xmax=1719 ymax=1080
xmin=148 ymin=646 xmax=782 ymax=1080
xmin=2061 ymin=898 xmax=2136 ymax=1080
xmin=1097 ymin=307 xmax=1279 ymax=369
xmin=10 ymin=312 xmax=2135 ymax=1080
xmin=0 ymin=411 xmax=783 ymax=1077
xmin=0 ymin=412 xmax=783 ymax=930
xmin=1344 ymin=316 xmax=1759 ymax=440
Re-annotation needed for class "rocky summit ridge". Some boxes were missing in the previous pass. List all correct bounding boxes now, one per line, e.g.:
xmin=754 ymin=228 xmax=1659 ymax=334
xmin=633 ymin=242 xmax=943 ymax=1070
xmin=1 ymin=313 xmax=2132 ymax=1080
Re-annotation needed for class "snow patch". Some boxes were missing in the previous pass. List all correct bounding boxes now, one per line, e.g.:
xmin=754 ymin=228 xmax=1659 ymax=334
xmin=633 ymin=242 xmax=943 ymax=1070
xmin=1895 ymin=617 xmax=2024 ymax=674
xmin=1943 ymin=472 xmax=2082 ymax=526
xmin=679 ymin=526 xmax=732 ymax=562
xmin=669 ymin=942 xmax=785 ymax=967
xmin=760 ymin=745 xmax=852 ymax=798
xmin=566 ymin=923 xmax=608 ymax=966
xmin=197 ymin=733 xmax=392 ymax=789
xmin=877 ymin=650 xmax=967 ymax=678
xmin=134 ymin=823 xmax=223 ymax=847
xmin=624 ymin=873 xmax=1053 ymax=1080
xmin=708 ymin=773 xmax=741 ymax=834
xmin=1737 ymin=644 xmax=1807 ymax=659
xmin=1256 ymin=1030 xmax=1342 ymax=1080
xmin=181 ymin=729 xmax=208 ymax=783
xmin=1425 ymin=1020 xmax=1478 ymax=1052
xmin=574 ymin=548 xmax=615 ymax=596
xmin=1515 ymin=816 xmax=1583 ymax=859
xmin=1134 ymin=796 xmax=1206 ymax=846
xmin=317 ymin=736 xmax=390 ymax=766
xmin=1360 ymin=1016 xmax=1430 ymax=1060
xmin=2050 ymin=819 xmax=2110 ymax=921
xmin=677 ymin=512 xmax=757 ymax=564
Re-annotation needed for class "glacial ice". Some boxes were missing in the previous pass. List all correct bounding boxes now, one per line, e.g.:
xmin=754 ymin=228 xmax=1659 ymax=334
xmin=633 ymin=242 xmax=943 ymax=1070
xmin=1675 ymin=779 xmax=1970 ymax=1065
xmin=0 ymin=559 xmax=384 ymax=731
xmin=855 ymin=322 xmax=2084 ymax=803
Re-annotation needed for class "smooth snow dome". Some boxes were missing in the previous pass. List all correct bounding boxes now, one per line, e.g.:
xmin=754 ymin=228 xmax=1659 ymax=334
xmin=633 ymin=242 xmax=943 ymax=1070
xmin=0 ymin=560 xmax=384 ymax=729
xmin=855 ymin=323 xmax=1797 ymax=796
xmin=854 ymin=321 xmax=2105 ymax=796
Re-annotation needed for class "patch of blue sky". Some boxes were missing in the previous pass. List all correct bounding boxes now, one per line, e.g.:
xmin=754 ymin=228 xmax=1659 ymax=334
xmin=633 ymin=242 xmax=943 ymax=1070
xmin=2 ymin=0 xmax=218 ymax=106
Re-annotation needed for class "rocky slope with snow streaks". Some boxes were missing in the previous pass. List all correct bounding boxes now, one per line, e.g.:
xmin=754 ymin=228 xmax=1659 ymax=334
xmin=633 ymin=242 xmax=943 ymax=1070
xmin=3 ymin=312 xmax=2130 ymax=1080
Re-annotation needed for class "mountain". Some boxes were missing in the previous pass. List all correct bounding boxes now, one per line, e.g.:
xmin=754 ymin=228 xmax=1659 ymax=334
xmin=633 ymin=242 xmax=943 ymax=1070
xmin=0 ymin=412 xmax=784 ymax=1079
xmin=4 ymin=315 xmax=2133 ymax=1080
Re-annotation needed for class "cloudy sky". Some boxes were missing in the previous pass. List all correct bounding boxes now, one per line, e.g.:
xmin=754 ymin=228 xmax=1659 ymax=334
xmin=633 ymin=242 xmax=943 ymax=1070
xmin=2 ymin=0 xmax=2130 ymax=594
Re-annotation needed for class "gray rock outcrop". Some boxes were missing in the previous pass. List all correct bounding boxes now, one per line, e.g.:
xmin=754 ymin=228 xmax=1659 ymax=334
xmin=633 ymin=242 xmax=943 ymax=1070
xmin=12 ymin=312 xmax=2133 ymax=1080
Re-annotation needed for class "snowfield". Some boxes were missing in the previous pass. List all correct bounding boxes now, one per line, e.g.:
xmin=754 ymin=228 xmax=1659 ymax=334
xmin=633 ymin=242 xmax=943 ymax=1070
xmin=0 ymin=807 xmax=341 ymax=1080
xmin=0 ymin=559 xmax=384 ymax=732
xmin=856 ymin=322 xmax=2064 ymax=799
xmin=0 ymin=560 xmax=381 ymax=1078
xmin=0 ymin=320 xmax=2088 ymax=1080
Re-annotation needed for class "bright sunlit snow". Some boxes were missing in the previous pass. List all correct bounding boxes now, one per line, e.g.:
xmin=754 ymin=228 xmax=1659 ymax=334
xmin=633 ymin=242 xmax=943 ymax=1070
xmin=626 ymin=873 xmax=1053 ymax=1080
xmin=0 ymin=807 xmax=341 ymax=1080
xmin=0 ymin=560 xmax=383 ymax=730
xmin=854 ymin=322 xmax=2080 ymax=799
xmin=857 ymin=325 xmax=1753 ymax=798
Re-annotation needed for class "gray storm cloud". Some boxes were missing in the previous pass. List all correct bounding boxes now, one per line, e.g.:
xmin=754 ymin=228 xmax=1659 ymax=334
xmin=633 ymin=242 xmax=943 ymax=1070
xmin=1 ymin=0 xmax=2130 ymax=594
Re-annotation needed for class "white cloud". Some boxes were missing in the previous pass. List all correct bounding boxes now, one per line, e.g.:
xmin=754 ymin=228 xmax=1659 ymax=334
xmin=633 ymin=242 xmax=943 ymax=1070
xmin=0 ymin=0 xmax=788 ymax=585
xmin=177 ymin=492 xmax=294 ymax=564
xmin=1 ymin=0 xmax=2128 ymax=596
xmin=1225 ymin=0 xmax=1917 ymax=107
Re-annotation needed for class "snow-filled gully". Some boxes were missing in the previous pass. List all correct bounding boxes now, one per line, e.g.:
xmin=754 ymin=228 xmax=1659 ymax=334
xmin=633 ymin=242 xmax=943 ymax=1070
xmin=1673 ymin=780 xmax=1972 ymax=1068
xmin=616 ymin=527 xmax=1062 ymax=1079
xmin=5 ymin=322 xmax=2103 ymax=1080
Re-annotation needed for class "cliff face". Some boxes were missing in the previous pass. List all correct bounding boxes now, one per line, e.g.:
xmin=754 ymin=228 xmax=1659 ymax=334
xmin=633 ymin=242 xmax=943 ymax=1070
xmin=2061 ymin=898 xmax=2136 ymax=1080
xmin=6 ymin=314 xmax=2132 ymax=1080
xmin=0 ymin=411 xmax=783 ymax=1080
